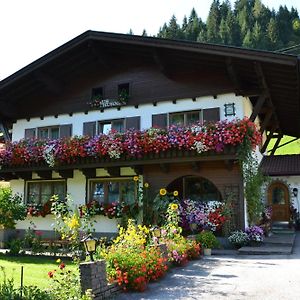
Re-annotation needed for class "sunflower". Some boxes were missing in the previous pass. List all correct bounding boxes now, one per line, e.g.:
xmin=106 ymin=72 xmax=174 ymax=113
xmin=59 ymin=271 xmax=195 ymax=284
xmin=159 ymin=188 xmax=167 ymax=196
xmin=133 ymin=176 xmax=139 ymax=181
xmin=173 ymin=190 xmax=179 ymax=197
xmin=170 ymin=203 xmax=178 ymax=210
xmin=144 ymin=182 xmax=149 ymax=188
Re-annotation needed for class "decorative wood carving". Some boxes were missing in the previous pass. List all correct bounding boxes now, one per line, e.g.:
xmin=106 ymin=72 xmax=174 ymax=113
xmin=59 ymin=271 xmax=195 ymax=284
xmin=57 ymin=169 xmax=74 ymax=179
xmin=80 ymin=168 xmax=96 ymax=178
xmin=36 ymin=170 xmax=52 ymax=179
xmin=105 ymin=167 xmax=120 ymax=177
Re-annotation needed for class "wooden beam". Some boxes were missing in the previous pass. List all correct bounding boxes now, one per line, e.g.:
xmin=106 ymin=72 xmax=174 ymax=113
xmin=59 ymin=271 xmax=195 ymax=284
xmin=80 ymin=168 xmax=96 ymax=178
xmin=261 ymin=130 xmax=274 ymax=153
xmin=105 ymin=167 xmax=120 ymax=177
xmin=250 ymin=95 xmax=266 ymax=122
xmin=57 ymin=169 xmax=74 ymax=179
xmin=36 ymin=170 xmax=52 ymax=179
xmin=270 ymin=137 xmax=299 ymax=152
xmin=16 ymin=171 xmax=32 ymax=180
xmin=270 ymin=133 xmax=283 ymax=155
xmin=260 ymin=109 xmax=273 ymax=133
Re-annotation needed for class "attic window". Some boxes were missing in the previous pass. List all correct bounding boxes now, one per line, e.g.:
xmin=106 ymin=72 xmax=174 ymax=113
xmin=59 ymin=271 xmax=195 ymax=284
xmin=92 ymin=87 xmax=103 ymax=100
xmin=118 ymin=83 xmax=130 ymax=103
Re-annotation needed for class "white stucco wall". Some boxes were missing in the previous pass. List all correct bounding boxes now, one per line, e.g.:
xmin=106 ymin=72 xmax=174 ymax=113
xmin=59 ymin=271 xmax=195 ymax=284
xmin=12 ymin=93 xmax=249 ymax=141
xmin=11 ymin=168 xmax=136 ymax=233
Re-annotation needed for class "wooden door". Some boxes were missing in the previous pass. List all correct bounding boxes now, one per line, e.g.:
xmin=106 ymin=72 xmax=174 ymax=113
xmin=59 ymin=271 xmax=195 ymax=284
xmin=268 ymin=182 xmax=290 ymax=221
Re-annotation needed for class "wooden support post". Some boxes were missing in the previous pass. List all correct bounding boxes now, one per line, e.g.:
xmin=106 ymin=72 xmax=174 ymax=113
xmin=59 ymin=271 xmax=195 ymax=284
xmin=250 ymin=95 xmax=266 ymax=122
xmin=261 ymin=130 xmax=274 ymax=153
xmin=270 ymin=134 xmax=283 ymax=156
xmin=260 ymin=109 xmax=273 ymax=133
xmin=0 ymin=122 xmax=11 ymax=142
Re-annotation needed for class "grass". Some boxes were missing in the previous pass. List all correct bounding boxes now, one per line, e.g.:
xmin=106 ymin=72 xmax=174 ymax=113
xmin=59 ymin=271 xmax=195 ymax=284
xmin=0 ymin=254 xmax=77 ymax=289
xmin=267 ymin=135 xmax=300 ymax=155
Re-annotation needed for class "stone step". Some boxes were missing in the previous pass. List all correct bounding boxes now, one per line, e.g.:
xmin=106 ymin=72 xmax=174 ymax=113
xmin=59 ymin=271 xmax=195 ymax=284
xmin=264 ymin=233 xmax=295 ymax=246
xmin=238 ymin=245 xmax=292 ymax=255
xmin=272 ymin=229 xmax=295 ymax=235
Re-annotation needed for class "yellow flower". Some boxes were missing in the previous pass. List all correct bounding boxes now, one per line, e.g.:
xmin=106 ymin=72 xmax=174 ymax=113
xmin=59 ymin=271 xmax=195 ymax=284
xmin=133 ymin=176 xmax=139 ymax=182
xmin=159 ymin=188 xmax=167 ymax=196
xmin=170 ymin=203 xmax=178 ymax=210
xmin=56 ymin=258 xmax=61 ymax=263
xmin=173 ymin=190 xmax=179 ymax=197
xmin=144 ymin=182 xmax=149 ymax=188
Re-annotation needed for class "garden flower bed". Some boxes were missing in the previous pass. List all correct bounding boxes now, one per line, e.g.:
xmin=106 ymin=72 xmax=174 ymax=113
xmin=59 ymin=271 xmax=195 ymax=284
xmin=0 ymin=118 xmax=261 ymax=168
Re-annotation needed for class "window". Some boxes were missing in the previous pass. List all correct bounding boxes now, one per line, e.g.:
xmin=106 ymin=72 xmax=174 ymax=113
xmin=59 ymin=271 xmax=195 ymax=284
xmin=118 ymin=83 xmax=130 ymax=102
xmin=38 ymin=126 xmax=60 ymax=139
xmin=89 ymin=178 xmax=136 ymax=205
xmin=91 ymin=87 xmax=103 ymax=100
xmin=169 ymin=111 xmax=201 ymax=126
xmin=26 ymin=180 xmax=66 ymax=205
xmin=99 ymin=119 xmax=125 ymax=134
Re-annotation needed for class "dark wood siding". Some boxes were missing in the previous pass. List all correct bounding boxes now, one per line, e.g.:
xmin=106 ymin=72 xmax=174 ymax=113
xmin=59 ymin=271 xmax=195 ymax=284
xmin=83 ymin=121 xmax=96 ymax=136
xmin=24 ymin=128 xmax=36 ymax=139
xmin=125 ymin=116 xmax=140 ymax=130
xmin=203 ymin=108 xmax=220 ymax=123
xmin=60 ymin=124 xmax=72 ymax=138
xmin=152 ymin=114 xmax=168 ymax=128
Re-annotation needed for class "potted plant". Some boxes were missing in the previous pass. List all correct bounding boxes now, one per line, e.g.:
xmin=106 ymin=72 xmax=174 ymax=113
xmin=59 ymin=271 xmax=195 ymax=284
xmin=245 ymin=225 xmax=264 ymax=246
xmin=0 ymin=188 xmax=27 ymax=247
xmin=195 ymin=230 xmax=219 ymax=255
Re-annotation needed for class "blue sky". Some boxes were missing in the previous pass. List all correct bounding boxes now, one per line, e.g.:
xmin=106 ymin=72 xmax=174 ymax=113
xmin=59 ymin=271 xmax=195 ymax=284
xmin=0 ymin=0 xmax=299 ymax=80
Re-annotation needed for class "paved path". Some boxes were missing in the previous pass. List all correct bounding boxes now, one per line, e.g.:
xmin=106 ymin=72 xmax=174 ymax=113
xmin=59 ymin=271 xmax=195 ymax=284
xmin=117 ymin=233 xmax=300 ymax=300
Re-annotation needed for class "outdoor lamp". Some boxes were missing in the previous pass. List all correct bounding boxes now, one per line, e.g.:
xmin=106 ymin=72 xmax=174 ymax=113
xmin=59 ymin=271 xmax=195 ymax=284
xmin=293 ymin=188 xmax=298 ymax=197
xmin=81 ymin=234 xmax=97 ymax=261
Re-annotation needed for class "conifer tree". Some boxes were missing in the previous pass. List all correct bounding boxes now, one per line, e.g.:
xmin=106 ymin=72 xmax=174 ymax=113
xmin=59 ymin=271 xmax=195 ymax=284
xmin=206 ymin=0 xmax=221 ymax=43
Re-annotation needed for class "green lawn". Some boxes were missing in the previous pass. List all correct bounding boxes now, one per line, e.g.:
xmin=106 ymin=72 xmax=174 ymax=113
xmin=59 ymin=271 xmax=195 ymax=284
xmin=267 ymin=135 xmax=300 ymax=155
xmin=0 ymin=254 xmax=76 ymax=289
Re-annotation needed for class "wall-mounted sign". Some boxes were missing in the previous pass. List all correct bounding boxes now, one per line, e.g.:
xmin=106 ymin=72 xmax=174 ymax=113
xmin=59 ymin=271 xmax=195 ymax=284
xmin=88 ymin=97 xmax=127 ymax=109
xmin=224 ymin=103 xmax=236 ymax=117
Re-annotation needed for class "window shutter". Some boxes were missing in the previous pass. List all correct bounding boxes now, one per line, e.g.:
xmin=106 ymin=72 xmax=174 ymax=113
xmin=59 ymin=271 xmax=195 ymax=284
xmin=125 ymin=116 xmax=140 ymax=130
xmin=203 ymin=108 xmax=220 ymax=123
xmin=83 ymin=121 xmax=96 ymax=137
xmin=24 ymin=128 xmax=36 ymax=139
xmin=59 ymin=124 xmax=72 ymax=138
xmin=152 ymin=114 xmax=167 ymax=128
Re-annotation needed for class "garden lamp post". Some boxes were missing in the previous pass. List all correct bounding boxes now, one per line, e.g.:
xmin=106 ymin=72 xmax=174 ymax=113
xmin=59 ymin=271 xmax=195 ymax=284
xmin=81 ymin=234 xmax=97 ymax=261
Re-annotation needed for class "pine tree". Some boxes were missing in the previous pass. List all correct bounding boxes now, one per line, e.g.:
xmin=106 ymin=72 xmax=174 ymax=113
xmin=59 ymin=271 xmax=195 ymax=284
xmin=128 ymin=29 xmax=134 ymax=35
xmin=242 ymin=29 xmax=253 ymax=48
xmin=142 ymin=29 xmax=148 ymax=37
xmin=166 ymin=15 xmax=183 ymax=39
xmin=267 ymin=18 xmax=281 ymax=50
xmin=219 ymin=18 xmax=229 ymax=44
xmin=252 ymin=21 xmax=265 ymax=49
xmin=206 ymin=0 xmax=221 ymax=43
xmin=185 ymin=8 xmax=202 ymax=41
xmin=226 ymin=8 xmax=241 ymax=46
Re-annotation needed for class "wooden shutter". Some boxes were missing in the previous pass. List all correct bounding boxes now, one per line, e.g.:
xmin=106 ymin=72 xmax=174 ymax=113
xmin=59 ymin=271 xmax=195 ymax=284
xmin=24 ymin=128 xmax=36 ymax=139
xmin=83 ymin=121 xmax=96 ymax=137
xmin=60 ymin=124 xmax=72 ymax=138
xmin=203 ymin=108 xmax=220 ymax=123
xmin=152 ymin=114 xmax=168 ymax=128
xmin=125 ymin=116 xmax=140 ymax=130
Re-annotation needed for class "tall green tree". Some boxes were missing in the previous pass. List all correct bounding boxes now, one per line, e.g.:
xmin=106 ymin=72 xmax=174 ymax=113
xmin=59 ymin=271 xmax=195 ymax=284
xmin=206 ymin=0 xmax=221 ymax=43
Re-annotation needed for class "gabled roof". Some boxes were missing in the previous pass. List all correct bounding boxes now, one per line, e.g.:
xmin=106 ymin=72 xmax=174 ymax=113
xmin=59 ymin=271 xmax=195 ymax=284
xmin=261 ymin=154 xmax=300 ymax=176
xmin=0 ymin=31 xmax=300 ymax=137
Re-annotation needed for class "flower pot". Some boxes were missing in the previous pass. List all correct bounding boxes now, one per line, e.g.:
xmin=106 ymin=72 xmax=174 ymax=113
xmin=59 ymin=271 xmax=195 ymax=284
xmin=203 ymin=248 xmax=212 ymax=256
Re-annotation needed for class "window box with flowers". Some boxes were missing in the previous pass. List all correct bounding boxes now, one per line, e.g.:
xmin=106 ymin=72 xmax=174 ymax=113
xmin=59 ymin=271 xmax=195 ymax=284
xmin=79 ymin=176 xmax=140 ymax=221
xmin=0 ymin=118 xmax=262 ymax=169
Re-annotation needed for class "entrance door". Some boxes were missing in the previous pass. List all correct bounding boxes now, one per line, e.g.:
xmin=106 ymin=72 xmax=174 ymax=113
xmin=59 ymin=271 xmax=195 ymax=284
xmin=268 ymin=182 xmax=290 ymax=221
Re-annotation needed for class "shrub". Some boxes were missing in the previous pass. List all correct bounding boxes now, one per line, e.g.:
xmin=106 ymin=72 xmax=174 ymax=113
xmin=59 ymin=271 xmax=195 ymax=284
xmin=0 ymin=188 xmax=26 ymax=229
xmin=228 ymin=231 xmax=249 ymax=248
xmin=7 ymin=239 xmax=23 ymax=255
xmin=195 ymin=231 xmax=219 ymax=249
xmin=186 ymin=240 xmax=201 ymax=260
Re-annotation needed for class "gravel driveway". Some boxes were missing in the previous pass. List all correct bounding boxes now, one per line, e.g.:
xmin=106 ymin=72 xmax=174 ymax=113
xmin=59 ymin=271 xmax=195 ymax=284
xmin=117 ymin=233 xmax=300 ymax=300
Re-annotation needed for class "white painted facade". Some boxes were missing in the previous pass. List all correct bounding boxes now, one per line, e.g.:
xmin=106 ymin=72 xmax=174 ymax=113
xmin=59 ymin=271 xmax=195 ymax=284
xmin=10 ymin=93 xmax=254 ymax=234
xmin=12 ymin=94 xmax=248 ymax=141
